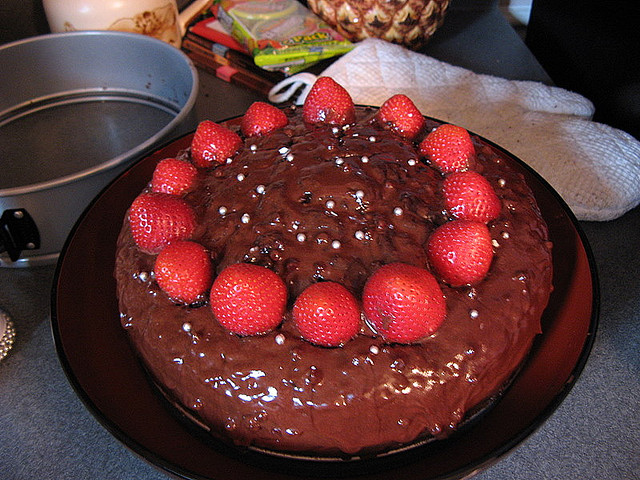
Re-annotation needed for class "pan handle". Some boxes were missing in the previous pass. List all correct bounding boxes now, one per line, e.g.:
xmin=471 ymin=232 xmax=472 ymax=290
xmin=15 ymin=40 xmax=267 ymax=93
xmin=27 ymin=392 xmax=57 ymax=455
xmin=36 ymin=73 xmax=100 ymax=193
xmin=0 ymin=209 xmax=41 ymax=262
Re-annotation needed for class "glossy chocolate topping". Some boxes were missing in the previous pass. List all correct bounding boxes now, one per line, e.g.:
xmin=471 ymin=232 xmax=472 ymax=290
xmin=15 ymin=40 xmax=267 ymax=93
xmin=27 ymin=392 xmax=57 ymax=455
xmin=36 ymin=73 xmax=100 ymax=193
xmin=115 ymin=106 xmax=553 ymax=456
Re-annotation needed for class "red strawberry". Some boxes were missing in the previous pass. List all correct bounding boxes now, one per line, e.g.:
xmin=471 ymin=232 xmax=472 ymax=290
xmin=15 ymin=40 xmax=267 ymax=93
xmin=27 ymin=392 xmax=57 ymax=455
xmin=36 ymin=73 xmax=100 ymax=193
xmin=128 ymin=192 xmax=196 ymax=253
xmin=190 ymin=120 xmax=242 ymax=168
xmin=241 ymin=101 xmax=289 ymax=137
xmin=151 ymin=157 xmax=198 ymax=195
xmin=210 ymin=263 xmax=287 ymax=336
xmin=154 ymin=240 xmax=213 ymax=304
xmin=292 ymin=282 xmax=360 ymax=347
xmin=376 ymin=94 xmax=426 ymax=139
xmin=427 ymin=219 xmax=494 ymax=287
xmin=442 ymin=171 xmax=501 ymax=223
xmin=362 ymin=263 xmax=446 ymax=344
xmin=419 ymin=124 xmax=475 ymax=174
xmin=302 ymin=76 xmax=356 ymax=126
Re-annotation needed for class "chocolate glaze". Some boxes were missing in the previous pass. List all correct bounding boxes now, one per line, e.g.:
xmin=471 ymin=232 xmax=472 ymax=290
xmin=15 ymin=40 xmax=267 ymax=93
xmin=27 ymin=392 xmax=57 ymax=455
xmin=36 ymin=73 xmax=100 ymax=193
xmin=115 ymin=106 xmax=553 ymax=456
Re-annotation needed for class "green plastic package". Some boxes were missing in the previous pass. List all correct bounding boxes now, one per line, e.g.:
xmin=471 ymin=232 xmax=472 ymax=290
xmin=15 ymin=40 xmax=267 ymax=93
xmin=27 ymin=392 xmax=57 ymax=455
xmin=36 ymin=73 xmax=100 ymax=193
xmin=218 ymin=0 xmax=354 ymax=74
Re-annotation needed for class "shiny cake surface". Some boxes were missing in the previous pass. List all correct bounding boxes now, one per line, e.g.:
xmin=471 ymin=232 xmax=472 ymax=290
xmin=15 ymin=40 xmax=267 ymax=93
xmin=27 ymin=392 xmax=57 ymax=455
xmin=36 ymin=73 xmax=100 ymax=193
xmin=115 ymin=106 xmax=553 ymax=456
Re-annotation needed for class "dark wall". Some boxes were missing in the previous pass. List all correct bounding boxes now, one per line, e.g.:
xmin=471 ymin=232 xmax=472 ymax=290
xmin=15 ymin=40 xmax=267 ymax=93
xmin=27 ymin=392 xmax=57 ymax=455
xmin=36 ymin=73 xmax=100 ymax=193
xmin=526 ymin=0 xmax=640 ymax=139
xmin=0 ymin=0 xmax=50 ymax=44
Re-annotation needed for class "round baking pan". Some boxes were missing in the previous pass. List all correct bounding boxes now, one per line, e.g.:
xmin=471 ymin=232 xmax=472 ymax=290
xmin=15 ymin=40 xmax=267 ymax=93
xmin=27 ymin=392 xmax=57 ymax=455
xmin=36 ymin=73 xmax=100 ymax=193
xmin=0 ymin=31 xmax=198 ymax=267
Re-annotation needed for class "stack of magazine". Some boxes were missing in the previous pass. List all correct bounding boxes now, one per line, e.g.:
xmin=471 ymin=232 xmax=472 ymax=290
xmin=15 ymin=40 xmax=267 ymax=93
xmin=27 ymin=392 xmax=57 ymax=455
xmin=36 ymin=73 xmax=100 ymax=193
xmin=182 ymin=2 xmax=352 ymax=96
xmin=182 ymin=8 xmax=286 ymax=96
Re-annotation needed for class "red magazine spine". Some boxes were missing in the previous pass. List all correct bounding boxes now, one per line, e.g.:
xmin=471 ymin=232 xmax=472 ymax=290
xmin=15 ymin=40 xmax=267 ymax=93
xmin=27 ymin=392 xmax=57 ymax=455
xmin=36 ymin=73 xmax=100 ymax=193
xmin=189 ymin=17 xmax=247 ymax=53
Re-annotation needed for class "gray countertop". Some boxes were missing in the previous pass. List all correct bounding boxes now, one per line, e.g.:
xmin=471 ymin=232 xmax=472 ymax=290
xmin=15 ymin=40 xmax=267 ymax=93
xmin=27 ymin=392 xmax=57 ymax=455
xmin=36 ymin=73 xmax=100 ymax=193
xmin=1 ymin=1 xmax=638 ymax=478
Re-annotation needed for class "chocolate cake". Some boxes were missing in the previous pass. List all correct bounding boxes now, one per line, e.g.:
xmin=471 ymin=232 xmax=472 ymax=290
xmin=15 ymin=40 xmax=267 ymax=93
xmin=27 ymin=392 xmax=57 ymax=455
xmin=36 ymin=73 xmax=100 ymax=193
xmin=115 ymin=79 xmax=553 ymax=457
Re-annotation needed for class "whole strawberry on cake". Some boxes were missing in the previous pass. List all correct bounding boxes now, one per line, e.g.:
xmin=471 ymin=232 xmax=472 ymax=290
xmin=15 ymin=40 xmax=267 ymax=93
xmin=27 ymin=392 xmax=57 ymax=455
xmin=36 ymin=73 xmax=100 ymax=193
xmin=115 ymin=77 xmax=553 ymax=456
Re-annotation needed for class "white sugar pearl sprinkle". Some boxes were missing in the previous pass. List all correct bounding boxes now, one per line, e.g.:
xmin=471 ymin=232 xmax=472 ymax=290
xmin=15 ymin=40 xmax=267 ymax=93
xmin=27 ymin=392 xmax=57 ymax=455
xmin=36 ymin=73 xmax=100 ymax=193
xmin=369 ymin=136 xmax=376 ymax=142
xmin=369 ymin=345 xmax=380 ymax=355
xmin=296 ymin=233 xmax=306 ymax=242
xmin=182 ymin=322 xmax=192 ymax=332
xmin=492 ymin=239 xmax=500 ymax=248
xmin=335 ymin=157 xmax=344 ymax=165
xmin=236 ymin=173 xmax=245 ymax=181
xmin=470 ymin=309 xmax=479 ymax=319
xmin=361 ymin=156 xmax=369 ymax=163
xmin=279 ymin=146 xmax=290 ymax=155
xmin=501 ymin=231 xmax=510 ymax=239
xmin=325 ymin=200 xmax=335 ymax=209
xmin=355 ymin=230 xmax=365 ymax=240
xmin=286 ymin=153 xmax=294 ymax=162
xmin=498 ymin=178 xmax=506 ymax=187
xmin=275 ymin=333 xmax=286 ymax=345
xmin=218 ymin=206 xmax=228 ymax=215
xmin=256 ymin=185 xmax=265 ymax=194
xmin=408 ymin=159 xmax=417 ymax=166
xmin=355 ymin=190 xmax=365 ymax=199
xmin=137 ymin=271 xmax=149 ymax=282
xmin=393 ymin=207 xmax=403 ymax=216
xmin=250 ymin=144 xmax=257 ymax=152
xmin=241 ymin=213 xmax=250 ymax=224
xmin=332 ymin=127 xmax=340 ymax=134
xmin=331 ymin=240 xmax=341 ymax=249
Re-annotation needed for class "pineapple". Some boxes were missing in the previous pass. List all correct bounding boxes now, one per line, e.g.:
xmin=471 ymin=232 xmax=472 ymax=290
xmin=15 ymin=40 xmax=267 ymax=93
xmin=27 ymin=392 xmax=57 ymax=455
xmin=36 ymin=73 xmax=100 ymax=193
xmin=307 ymin=0 xmax=450 ymax=50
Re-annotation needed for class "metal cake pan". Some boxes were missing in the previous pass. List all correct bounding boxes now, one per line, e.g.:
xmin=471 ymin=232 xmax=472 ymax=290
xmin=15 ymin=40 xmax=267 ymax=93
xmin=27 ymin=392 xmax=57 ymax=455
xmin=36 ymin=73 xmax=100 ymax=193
xmin=0 ymin=31 xmax=199 ymax=267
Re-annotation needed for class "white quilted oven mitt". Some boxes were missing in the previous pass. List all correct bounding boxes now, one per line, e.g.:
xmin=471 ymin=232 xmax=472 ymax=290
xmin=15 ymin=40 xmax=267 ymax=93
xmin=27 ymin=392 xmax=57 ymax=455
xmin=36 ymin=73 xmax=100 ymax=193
xmin=272 ymin=39 xmax=640 ymax=221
